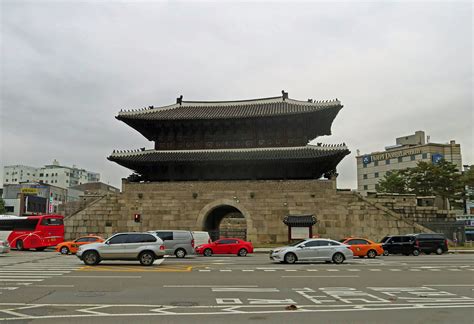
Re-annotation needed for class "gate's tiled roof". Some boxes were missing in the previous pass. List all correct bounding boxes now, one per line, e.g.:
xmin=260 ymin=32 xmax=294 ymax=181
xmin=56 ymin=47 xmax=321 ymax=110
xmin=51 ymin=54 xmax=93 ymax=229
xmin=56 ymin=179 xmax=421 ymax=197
xmin=108 ymin=144 xmax=349 ymax=163
xmin=283 ymin=215 xmax=318 ymax=227
xmin=117 ymin=96 xmax=342 ymax=121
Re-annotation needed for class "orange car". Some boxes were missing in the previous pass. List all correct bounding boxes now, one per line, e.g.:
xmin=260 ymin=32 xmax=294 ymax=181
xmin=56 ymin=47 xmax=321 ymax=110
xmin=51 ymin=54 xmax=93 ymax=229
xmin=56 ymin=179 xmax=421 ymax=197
xmin=339 ymin=237 xmax=384 ymax=258
xmin=56 ymin=235 xmax=104 ymax=255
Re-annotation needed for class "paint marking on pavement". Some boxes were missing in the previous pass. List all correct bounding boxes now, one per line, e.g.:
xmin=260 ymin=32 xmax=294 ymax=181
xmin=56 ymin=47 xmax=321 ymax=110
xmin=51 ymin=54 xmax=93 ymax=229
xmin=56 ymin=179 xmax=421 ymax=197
xmin=198 ymin=270 xmax=211 ymax=272
xmin=424 ymin=284 xmax=474 ymax=287
xmin=211 ymin=288 xmax=280 ymax=292
xmin=409 ymin=269 xmax=421 ymax=271
xmin=0 ymin=279 xmax=44 ymax=282
xmin=369 ymin=269 xmax=381 ymax=271
xmin=220 ymin=270 xmax=232 ymax=272
xmin=306 ymin=269 xmax=318 ymax=272
xmin=326 ymin=269 xmax=339 ymax=272
xmin=63 ymin=276 xmax=142 ymax=278
xmin=242 ymin=270 xmax=254 ymax=272
xmin=281 ymin=275 xmax=359 ymax=278
xmin=389 ymin=269 xmax=402 ymax=271
xmin=284 ymin=269 xmax=297 ymax=272
xmin=263 ymin=270 xmax=276 ymax=272
xmin=163 ymin=285 xmax=259 ymax=288
xmin=347 ymin=269 xmax=361 ymax=272
xmin=33 ymin=285 xmax=75 ymax=288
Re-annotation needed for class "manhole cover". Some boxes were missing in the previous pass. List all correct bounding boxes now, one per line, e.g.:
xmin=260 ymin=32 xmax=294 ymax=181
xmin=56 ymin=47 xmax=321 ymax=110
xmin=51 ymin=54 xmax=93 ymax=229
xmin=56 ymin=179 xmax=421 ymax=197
xmin=74 ymin=292 xmax=106 ymax=297
xmin=169 ymin=301 xmax=199 ymax=307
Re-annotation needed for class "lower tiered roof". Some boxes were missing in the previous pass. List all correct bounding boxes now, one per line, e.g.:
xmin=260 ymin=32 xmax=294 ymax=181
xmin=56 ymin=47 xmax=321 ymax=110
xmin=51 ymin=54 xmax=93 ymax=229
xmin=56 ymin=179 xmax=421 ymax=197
xmin=108 ymin=144 xmax=350 ymax=181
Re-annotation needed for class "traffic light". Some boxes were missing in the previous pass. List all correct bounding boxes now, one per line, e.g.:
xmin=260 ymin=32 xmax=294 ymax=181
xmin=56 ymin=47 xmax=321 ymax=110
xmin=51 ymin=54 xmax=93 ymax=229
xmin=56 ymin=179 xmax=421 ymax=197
xmin=134 ymin=213 xmax=141 ymax=223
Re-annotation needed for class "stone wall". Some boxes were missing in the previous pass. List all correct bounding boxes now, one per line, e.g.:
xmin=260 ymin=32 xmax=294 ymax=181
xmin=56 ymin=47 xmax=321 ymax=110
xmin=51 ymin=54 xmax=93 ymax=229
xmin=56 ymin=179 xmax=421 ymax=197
xmin=64 ymin=179 xmax=436 ymax=243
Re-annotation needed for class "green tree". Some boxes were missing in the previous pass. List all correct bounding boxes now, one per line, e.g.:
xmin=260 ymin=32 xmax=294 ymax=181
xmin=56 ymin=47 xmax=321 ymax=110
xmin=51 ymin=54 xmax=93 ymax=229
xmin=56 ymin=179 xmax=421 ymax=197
xmin=377 ymin=159 xmax=464 ymax=209
xmin=0 ymin=198 xmax=6 ymax=214
xmin=378 ymin=170 xmax=408 ymax=194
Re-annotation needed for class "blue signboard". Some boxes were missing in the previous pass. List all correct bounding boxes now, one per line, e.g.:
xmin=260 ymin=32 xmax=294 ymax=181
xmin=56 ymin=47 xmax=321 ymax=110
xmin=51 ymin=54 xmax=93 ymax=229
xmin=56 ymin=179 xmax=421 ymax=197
xmin=362 ymin=155 xmax=372 ymax=165
xmin=432 ymin=153 xmax=444 ymax=164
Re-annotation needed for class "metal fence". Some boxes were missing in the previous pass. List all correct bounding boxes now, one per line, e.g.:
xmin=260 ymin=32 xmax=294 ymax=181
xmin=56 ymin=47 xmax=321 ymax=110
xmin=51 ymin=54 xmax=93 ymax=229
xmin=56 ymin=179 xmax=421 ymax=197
xmin=419 ymin=221 xmax=467 ymax=243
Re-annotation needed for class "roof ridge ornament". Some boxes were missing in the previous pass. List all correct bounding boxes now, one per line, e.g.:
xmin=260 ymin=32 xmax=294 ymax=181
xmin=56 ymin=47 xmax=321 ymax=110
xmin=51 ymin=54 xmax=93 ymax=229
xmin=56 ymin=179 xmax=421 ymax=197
xmin=281 ymin=90 xmax=288 ymax=101
xmin=176 ymin=95 xmax=183 ymax=105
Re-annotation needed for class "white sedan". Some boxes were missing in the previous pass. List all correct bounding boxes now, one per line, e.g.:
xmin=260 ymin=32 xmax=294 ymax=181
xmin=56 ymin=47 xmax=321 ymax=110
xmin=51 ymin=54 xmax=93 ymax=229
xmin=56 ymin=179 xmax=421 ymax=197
xmin=270 ymin=238 xmax=353 ymax=264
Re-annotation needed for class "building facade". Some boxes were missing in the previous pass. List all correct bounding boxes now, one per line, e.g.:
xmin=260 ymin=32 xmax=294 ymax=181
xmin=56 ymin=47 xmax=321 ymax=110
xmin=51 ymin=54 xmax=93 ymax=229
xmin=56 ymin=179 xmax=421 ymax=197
xmin=356 ymin=131 xmax=462 ymax=195
xmin=3 ymin=160 xmax=100 ymax=189
xmin=2 ymin=182 xmax=68 ymax=216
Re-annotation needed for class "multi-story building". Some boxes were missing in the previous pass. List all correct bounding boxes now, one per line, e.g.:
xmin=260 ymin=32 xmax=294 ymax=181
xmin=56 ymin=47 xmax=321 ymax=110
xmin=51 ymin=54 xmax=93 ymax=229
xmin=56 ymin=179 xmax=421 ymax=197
xmin=356 ymin=131 xmax=462 ymax=195
xmin=2 ymin=160 xmax=100 ymax=189
xmin=2 ymin=182 xmax=68 ymax=216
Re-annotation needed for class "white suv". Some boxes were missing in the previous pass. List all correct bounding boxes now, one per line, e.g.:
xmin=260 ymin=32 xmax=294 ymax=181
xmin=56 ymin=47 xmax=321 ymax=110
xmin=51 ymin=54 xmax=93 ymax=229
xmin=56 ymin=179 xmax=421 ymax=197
xmin=77 ymin=232 xmax=165 ymax=266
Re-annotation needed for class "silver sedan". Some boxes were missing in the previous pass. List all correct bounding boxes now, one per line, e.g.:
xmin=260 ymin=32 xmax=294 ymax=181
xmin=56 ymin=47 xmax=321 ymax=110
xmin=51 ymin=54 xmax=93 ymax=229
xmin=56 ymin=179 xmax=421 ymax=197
xmin=270 ymin=238 xmax=353 ymax=264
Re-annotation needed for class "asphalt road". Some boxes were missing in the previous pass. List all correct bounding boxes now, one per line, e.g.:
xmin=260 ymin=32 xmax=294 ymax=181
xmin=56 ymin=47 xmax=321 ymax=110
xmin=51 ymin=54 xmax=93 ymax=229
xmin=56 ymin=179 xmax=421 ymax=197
xmin=0 ymin=251 xmax=473 ymax=323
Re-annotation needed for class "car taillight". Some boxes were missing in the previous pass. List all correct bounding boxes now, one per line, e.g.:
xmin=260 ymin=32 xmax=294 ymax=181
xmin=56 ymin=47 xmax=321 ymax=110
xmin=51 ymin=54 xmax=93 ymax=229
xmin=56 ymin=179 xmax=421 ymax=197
xmin=191 ymin=239 xmax=195 ymax=248
xmin=160 ymin=245 xmax=165 ymax=250
xmin=415 ymin=240 xmax=419 ymax=247
xmin=445 ymin=239 xmax=448 ymax=246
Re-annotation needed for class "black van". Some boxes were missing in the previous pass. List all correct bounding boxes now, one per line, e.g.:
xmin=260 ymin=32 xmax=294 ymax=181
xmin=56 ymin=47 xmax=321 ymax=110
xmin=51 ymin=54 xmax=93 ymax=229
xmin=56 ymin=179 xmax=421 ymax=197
xmin=413 ymin=233 xmax=448 ymax=255
xmin=382 ymin=233 xmax=448 ymax=256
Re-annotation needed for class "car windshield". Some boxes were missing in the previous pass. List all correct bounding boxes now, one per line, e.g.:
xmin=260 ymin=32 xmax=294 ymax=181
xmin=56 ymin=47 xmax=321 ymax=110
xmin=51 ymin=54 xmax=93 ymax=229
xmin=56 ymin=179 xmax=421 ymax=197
xmin=338 ymin=239 xmax=346 ymax=243
xmin=289 ymin=240 xmax=305 ymax=246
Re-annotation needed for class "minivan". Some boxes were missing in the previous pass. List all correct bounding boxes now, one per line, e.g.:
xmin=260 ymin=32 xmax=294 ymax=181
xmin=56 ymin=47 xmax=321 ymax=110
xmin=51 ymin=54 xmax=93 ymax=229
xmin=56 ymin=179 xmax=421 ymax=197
xmin=413 ymin=233 xmax=448 ymax=255
xmin=150 ymin=230 xmax=195 ymax=258
xmin=192 ymin=231 xmax=212 ymax=247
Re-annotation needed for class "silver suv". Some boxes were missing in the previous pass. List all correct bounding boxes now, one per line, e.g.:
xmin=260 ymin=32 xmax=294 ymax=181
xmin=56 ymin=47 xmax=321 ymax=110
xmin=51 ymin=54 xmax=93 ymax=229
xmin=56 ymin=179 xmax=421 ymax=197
xmin=77 ymin=232 xmax=165 ymax=266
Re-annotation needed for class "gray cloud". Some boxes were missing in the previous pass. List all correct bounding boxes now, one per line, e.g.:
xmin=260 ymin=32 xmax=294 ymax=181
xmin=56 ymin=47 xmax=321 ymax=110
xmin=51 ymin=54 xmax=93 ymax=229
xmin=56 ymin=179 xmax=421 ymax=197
xmin=1 ymin=1 xmax=472 ymax=189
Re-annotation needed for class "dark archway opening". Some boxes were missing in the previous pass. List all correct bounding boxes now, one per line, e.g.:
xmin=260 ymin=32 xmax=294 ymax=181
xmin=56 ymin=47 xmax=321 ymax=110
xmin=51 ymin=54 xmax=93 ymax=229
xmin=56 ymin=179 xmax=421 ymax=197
xmin=204 ymin=205 xmax=247 ymax=241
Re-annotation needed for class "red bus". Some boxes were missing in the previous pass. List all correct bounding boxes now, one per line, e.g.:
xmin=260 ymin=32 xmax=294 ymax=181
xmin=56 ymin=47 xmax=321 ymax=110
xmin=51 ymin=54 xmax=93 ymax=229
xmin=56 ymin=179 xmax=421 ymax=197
xmin=0 ymin=214 xmax=64 ymax=251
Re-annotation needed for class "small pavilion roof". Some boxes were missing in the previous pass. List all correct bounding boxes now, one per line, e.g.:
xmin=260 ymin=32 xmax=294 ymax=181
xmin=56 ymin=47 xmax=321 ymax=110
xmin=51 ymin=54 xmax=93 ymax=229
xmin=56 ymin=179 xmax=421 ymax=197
xmin=108 ymin=144 xmax=349 ymax=163
xmin=117 ymin=95 xmax=342 ymax=121
xmin=283 ymin=215 xmax=317 ymax=227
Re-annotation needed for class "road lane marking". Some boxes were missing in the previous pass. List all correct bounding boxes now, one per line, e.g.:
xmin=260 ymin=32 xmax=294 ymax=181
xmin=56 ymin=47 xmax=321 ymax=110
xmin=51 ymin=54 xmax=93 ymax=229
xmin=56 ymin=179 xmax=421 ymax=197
xmin=242 ymin=270 xmax=254 ymax=272
xmin=63 ymin=276 xmax=142 ymax=278
xmin=424 ymin=284 xmax=474 ymax=287
xmin=263 ymin=270 xmax=276 ymax=272
xmin=347 ymin=269 xmax=360 ymax=272
xmin=198 ymin=270 xmax=211 ymax=272
xmin=326 ymin=269 xmax=339 ymax=272
xmin=219 ymin=270 xmax=232 ymax=272
xmin=33 ymin=285 xmax=75 ymax=288
xmin=163 ymin=285 xmax=259 ymax=288
xmin=307 ymin=269 xmax=318 ymax=272
xmin=211 ymin=288 xmax=279 ymax=292
xmin=281 ymin=276 xmax=359 ymax=278
xmin=0 ymin=279 xmax=44 ymax=281
xmin=369 ymin=269 xmax=381 ymax=271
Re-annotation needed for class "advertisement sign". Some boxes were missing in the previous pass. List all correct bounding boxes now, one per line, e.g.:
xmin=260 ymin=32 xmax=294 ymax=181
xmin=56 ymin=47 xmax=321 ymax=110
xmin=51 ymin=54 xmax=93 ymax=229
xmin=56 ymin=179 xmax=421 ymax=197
xmin=432 ymin=153 xmax=444 ymax=164
xmin=21 ymin=188 xmax=38 ymax=195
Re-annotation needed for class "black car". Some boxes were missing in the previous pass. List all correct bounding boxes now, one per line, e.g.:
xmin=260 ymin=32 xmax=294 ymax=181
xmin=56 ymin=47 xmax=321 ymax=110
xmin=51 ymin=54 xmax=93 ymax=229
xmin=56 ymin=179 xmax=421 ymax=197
xmin=381 ymin=233 xmax=448 ymax=256
xmin=381 ymin=235 xmax=419 ymax=256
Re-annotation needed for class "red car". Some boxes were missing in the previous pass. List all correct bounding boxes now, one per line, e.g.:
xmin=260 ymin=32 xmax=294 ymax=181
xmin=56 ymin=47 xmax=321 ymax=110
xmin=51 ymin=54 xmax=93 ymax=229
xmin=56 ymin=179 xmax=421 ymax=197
xmin=195 ymin=238 xmax=254 ymax=257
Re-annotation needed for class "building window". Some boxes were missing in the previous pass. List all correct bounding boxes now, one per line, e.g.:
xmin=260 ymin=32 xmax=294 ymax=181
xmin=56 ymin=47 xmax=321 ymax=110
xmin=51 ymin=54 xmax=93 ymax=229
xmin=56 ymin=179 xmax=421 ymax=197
xmin=39 ymin=173 xmax=43 ymax=177
xmin=46 ymin=174 xmax=48 ymax=177
xmin=5 ymin=179 xmax=8 ymax=182
xmin=5 ymin=206 xmax=14 ymax=212
xmin=363 ymin=174 xmax=368 ymax=180
xmin=386 ymin=159 xmax=390 ymax=165
xmin=398 ymin=157 xmax=403 ymax=163
xmin=5 ymin=172 xmax=8 ymax=175
xmin=363 ymin=185 xmax=368 ymax=190
xmin=375 ymin=172 xmax=379 ymax=178
xmin=422 ymin=153 xmax=428 ymax=159
xmin=375 ymin=184 xmax=380 ymax=191
xmin=374 ymin=161 xmax=378 ymax=166
xmin=66 ymin=180 xmax=68 ymax=183
xmin=411 ymin=155 xmax=416 ymax=161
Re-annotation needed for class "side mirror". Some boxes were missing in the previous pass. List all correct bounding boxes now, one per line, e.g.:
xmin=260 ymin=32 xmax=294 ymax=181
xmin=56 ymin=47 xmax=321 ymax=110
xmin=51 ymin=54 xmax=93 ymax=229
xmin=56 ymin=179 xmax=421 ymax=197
xmin=298 ymin=245 xmax=305 ymax=249
xmin=105 ymin=241 xmax=110 ymax=245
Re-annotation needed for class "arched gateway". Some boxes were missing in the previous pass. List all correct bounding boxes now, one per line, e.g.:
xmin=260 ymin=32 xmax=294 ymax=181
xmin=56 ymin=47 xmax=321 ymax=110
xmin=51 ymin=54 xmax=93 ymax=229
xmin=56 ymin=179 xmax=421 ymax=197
xmin=197 ymin=200 xmax=251 ymax=241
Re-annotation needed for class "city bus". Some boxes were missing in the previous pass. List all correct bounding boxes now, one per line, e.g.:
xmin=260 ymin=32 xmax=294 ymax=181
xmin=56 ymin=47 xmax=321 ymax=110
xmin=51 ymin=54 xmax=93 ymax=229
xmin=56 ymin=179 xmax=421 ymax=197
xmin=0 ymin=214 xmax=64 ymax=251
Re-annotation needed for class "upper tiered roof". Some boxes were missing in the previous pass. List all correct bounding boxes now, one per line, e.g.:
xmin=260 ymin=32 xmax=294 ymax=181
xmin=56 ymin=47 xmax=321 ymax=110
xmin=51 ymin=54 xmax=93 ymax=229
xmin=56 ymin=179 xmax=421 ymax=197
xmin=117 ymin=93 xmax=342 ymax=121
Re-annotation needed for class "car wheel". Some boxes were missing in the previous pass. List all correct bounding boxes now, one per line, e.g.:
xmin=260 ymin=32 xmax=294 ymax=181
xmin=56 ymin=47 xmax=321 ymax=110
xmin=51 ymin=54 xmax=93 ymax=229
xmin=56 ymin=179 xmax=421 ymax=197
xmin=435 ymin=248 xmax=443 ymax=255
xmin=203 ymin=248 xmax=213 ymax=257
xmin=16 ymin=240 xmax=24 ymax=251
xmin=284 ymin=253 xmax=297 ymax=264
xmin=60 ymin=246 xmax=70 ymax=255
xmin=238 ymin=248 xmax=248 ymax=257
xmin=383 ymin=250 xmax=389 ymax=256
xmin=332 ymin=252 xmax=345 ymax=264
xmin=82 ymin=251 xmax=100 ymax=265
xmin=367 ymin=250 xmax=377 ymax=259
xmin=139 ymin=251 xmax=155 ymax=266
xmin=412 ymin=249 xmax=420 ymax=256
xmin=175 ymin=248 xmax=186 ymax=258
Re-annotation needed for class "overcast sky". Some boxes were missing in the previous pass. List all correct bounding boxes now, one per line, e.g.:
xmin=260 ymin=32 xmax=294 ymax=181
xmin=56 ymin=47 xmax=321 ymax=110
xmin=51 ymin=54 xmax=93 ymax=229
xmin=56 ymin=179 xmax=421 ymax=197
xmin=1 ymin=0 xmax=472 ymax=189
